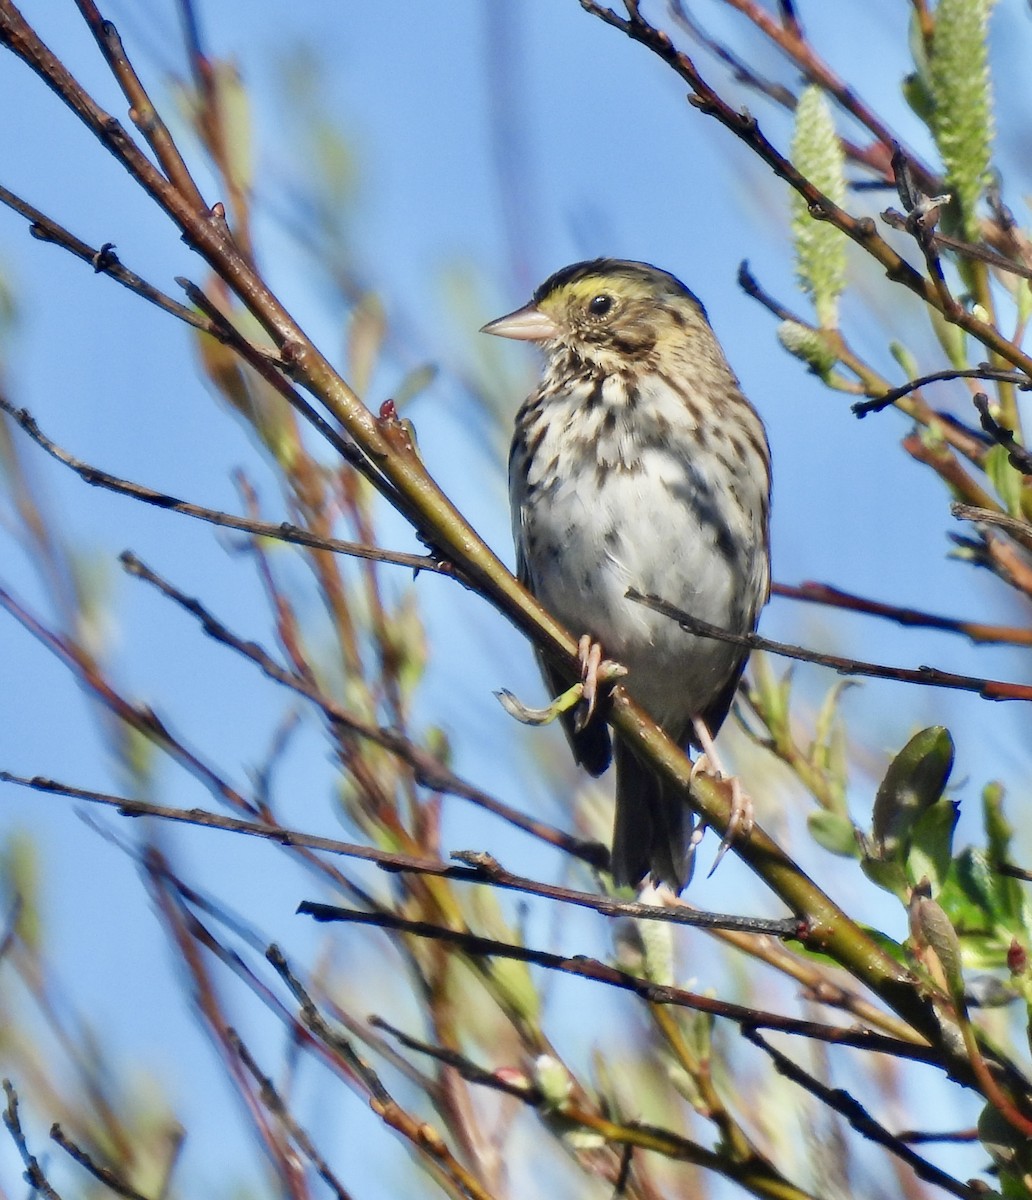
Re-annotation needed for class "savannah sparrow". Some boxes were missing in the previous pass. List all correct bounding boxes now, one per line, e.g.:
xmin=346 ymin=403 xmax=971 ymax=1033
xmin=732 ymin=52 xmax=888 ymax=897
xmin=483 ymin=259 xmax=771 ymax=891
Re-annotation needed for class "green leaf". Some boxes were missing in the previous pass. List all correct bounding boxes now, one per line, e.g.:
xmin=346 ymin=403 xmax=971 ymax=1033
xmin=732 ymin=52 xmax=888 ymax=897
xmin=860 ymin=855 xmax=910 ymax=904
xmin=905 ymin=799 xmax=959 ymax=896
xmin=927 ymin=0 xmax=997 ymax=242
xmin=790 ymin=87 xmax=847 ymax=328
xmin=871 ymin=726 xmax=955 ymax=859
xmin=808 ymin=810 xmax=859 ymax=858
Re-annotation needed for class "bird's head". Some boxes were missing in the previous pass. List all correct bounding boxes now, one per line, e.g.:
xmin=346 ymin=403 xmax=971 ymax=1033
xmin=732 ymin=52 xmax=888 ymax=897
xmin=481 ymin=258 xmax=712 ymax=372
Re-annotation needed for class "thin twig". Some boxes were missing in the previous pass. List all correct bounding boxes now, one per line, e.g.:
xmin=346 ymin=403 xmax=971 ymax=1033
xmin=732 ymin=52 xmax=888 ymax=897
xmin=299 ymin=903 xmax=941 ymax=1063
xmin=853 ymin=366 xmax=1029 ymax=417
xmin=267 ymin=947 xmax=500 ymax=1200
xmin=629 ymin=590 xmax=1032 ymax=702
xmin=973 ymin=393 xmax=1032 ymax=475
xmin=0 ymin=183 xmax=213 ymax=331
xmin=0 ymin=396 xmax=446 ymax=574
xmin=3 ymin=1080 xmax=64 ymax=1200
xmin=116 ymin=552 xmax=607 ymax=865
xmin=50 ymin=1125 xmax=151 ymax=1200
xmin=230 ymin=1031 xmax=355 ymax=1200
xmin=577 ymin=2 xmax=1032 ymax=383
xmin=0 ymin=773 xmax=798 ymax=936
xmin=771 ymin=580 xmax=1032 ymax=647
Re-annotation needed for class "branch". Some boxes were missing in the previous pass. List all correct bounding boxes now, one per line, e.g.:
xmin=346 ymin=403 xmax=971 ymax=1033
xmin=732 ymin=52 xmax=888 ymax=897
xmin=0 ymin=397 xmax=447 ymax=575
xmin=0 ymin=183 xmax=213 ymax=333
xmin=630 ymin=590 xmax=1032 ymax=702
xmin=578 ymin=2 xmax=1032 ymax=380
xmin=3 ymin=1080 xmax=63 ymax=1200
xmin=372 ymin=1018 xmax=819 ymax=1200
xmin=771 ymin=579 xmax=1032 ymax=647
xmin=0 ymin=0 xmax=1009 ymax=1076
xmin=50 ymin=1125 xmax=151 ymax=1200
xmin=852 ymin=365 xmax=1029 ymax=417
xmin=267 ymin=946 xmax=501 ymax=1200
xmin=0 ymin=773 xmax=798 ymax=936
xmin=742 ymin=1029 xmax=981 ymax=1200
xmin=229 ymin=1031 xmax=355 ymax=1200
xmin=973 ymin=392 xmax=1032 ymax=475
xmin=299 ymin=903 xmax=941 ymax=1064
xmin=115 ymin=552 xmax=606 ymax=865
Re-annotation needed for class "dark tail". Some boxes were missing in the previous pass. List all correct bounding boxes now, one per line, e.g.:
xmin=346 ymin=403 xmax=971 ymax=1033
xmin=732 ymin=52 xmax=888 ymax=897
xmin=610 ymin=741 xmax=694 ymax=891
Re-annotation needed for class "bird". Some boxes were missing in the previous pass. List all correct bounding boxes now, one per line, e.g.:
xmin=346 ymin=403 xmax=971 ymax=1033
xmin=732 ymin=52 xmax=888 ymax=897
xmin=482 ymin=258 xmax=771 ymax=891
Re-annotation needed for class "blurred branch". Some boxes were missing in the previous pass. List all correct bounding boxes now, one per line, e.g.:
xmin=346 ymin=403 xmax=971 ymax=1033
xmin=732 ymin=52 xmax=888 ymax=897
xmin=267 ymin=946 xmax=501 ymax=1200
xmin=742 ymin=1029 xmax=980 ymax=1200
xmin=116 ymin=551 xmax=606 ymax=865
xmin=229 ymin=1031 xmax=355 ymax=1200
xmin=50 ymin=1125 xmax=152 ymax=1200
xmin=373 ymin=1018 xmax=817 ymax=1200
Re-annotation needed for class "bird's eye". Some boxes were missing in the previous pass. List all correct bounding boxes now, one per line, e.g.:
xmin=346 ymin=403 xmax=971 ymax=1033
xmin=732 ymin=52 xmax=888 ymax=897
xmin=588 ymin=294 xmax=613 ymax=317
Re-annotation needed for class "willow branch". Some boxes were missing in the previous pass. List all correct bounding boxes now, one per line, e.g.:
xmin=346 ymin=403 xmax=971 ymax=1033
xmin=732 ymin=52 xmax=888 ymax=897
xmin=0 ymin=773 xmax=799 ymax=937
xmin=578 ymin=1 xmax=1032 ymax=380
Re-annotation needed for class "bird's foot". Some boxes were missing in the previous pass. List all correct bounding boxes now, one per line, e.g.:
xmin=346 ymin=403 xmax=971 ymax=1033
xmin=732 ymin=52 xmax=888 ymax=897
xmin=689 ymin=716 xmax=753 ymax=875
xmin=495 ymin=682 xmax=584 ymax=726
xmin=574 ymin=635 xmax=627 ymax=732
xmin=496 ymin=636 xmax=625 ymax=729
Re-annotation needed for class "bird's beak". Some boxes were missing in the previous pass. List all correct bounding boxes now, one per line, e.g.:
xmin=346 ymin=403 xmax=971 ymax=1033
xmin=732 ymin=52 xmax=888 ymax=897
xmin=480 ymin=303 xmax=560 ymax=342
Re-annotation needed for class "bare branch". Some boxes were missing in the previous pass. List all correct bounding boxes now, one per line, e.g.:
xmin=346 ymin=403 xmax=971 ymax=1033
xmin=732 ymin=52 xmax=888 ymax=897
xmin=630 ymin=590 xmax=1032 ymax=702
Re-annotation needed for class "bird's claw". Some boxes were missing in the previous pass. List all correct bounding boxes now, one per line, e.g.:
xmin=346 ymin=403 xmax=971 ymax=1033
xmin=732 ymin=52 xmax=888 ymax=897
xmin=708 ymin=774 xmax=753 ymax=875
xmin=495 ymin=684 xmax=584 ymax=726
xmin=574 ymin=635 xmax=626 ymax=732
xmin=497 ymin=636 xmax=625 ymax=730
xmin=689 ymin=716 xmax=753 ymax=876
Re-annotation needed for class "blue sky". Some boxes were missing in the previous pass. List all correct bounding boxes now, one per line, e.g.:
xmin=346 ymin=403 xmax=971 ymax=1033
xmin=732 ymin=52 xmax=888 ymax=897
xmin=2 ymin=2 xmax=1031 ymax=1195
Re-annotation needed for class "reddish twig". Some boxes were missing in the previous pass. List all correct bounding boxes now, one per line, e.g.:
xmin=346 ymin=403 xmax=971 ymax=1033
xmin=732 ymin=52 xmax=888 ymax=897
xmin=771 ymin=580 xmax=1032 ymax=647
